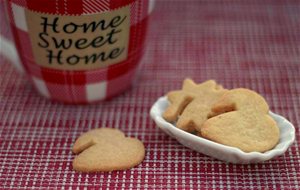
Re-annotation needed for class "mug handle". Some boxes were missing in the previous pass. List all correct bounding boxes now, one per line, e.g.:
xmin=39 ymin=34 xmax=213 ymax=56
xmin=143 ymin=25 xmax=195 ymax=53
xmin=0 ymin=0 xmax=24 ymax=73
xmin=0 ymin=34 xmax=24 ymax=73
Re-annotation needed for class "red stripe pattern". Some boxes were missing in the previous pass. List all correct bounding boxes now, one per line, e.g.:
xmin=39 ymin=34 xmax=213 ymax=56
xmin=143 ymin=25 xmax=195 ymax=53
xmin=83 ymin=0 xmax=109 ymax=14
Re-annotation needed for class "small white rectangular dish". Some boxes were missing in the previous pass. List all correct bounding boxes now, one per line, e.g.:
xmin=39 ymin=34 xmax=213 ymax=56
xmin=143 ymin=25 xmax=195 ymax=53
xmin=150 ymin=97 xmax=296 ymax=164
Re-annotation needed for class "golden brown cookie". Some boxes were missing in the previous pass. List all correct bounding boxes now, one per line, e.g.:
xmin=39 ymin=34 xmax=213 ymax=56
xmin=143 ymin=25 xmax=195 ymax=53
xmin=163 ymin=79 xmax=223 ymax=122
xmin=72 ymin=128 xmax=145 ymax=172
xmin=210 ymin=88 xmax=269 ymax=115
xmin=201 ymin=88 xmax=280 ymax=153
xmin=176 ymin=84 xmax=228 ymax=132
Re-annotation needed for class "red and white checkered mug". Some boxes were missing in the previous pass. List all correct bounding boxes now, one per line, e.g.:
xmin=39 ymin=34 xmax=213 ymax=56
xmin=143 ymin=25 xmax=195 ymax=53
xmin=0 ymin=0 xmax=154 ymax=104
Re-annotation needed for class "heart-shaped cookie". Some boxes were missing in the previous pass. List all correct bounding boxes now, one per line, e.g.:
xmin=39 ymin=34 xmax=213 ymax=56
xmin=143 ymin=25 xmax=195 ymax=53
xmin=201 ymin=88 xmax=280 ymax=153
xmin=72 ymin=128 xmax=145 ymax=172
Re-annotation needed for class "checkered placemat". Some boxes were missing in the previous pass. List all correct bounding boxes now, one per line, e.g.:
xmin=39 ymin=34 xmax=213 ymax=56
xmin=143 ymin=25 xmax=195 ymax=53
xmin=1 ymin=0 xmax=300 ymax=189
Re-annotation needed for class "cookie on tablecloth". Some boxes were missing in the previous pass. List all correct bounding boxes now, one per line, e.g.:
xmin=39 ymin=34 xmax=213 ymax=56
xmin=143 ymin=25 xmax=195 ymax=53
xmin=72 ymin=128 xmax=145 ymax=172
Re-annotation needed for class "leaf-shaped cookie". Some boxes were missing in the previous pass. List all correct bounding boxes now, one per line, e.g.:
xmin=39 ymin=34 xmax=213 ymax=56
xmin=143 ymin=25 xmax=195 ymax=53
xmin=72 ymin=128 xmax=145 ymax=172
xmin=163 ymin=79 xmax=223 ymax=122
xmin=177 ymin=85 xmax=228 ymax=132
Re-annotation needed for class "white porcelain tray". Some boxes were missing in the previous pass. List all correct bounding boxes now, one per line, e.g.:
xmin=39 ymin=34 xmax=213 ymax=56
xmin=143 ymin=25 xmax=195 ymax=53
xmin=150 ymin=97 xmax=296 ymax=164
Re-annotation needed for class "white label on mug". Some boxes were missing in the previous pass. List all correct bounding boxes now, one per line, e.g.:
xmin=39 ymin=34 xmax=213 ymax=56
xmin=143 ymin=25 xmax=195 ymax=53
xmin=25 ymin=6 xmax=130 ymax=70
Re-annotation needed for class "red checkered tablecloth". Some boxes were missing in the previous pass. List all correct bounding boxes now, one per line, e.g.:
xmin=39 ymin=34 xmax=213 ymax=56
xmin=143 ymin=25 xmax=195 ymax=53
xmin=1 ymin=0 xmax=300 ymax=189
